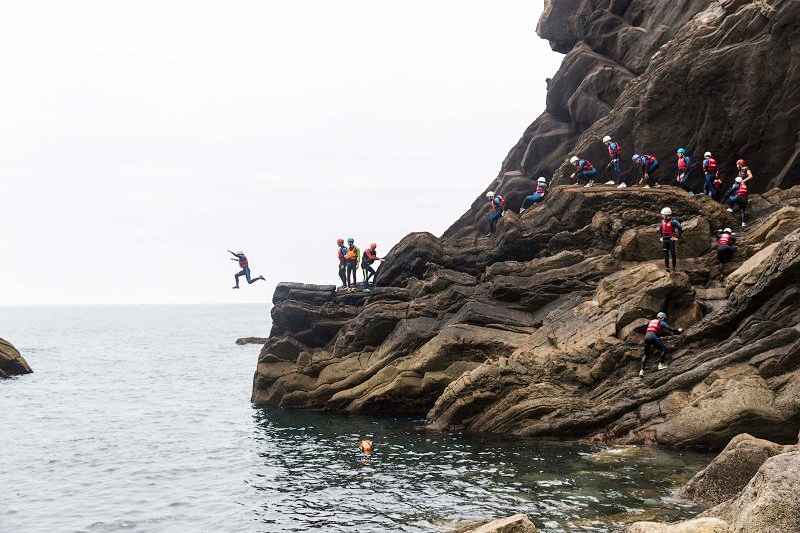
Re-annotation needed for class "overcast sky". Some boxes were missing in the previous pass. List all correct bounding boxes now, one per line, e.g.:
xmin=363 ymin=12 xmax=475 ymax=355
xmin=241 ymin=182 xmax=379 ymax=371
xmin=0 ymin=1 xmax=560 ymax=305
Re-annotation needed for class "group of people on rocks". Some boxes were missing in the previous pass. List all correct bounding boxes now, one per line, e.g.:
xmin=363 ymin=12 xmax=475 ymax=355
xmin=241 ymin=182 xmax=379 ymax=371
xmin=336 ymin=238 xmax=381 ymax=289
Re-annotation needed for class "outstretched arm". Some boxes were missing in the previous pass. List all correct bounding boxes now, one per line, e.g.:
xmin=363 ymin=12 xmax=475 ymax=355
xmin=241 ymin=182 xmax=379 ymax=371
xmin=228 ymin=250 xmax=238 ymax=257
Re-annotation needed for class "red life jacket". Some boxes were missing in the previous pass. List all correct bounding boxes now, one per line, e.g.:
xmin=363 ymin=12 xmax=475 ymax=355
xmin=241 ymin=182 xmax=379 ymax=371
xmin=238 ymin=256 xmax=248 ymax=269
xmin=491 ymin=194 xmax=506 ymax=211
xmin=337 ymin=246 xmax=347 ymax=262
xmin=645 ymin=154 xmax=657 ymax=166
xmin=608 ymin=143 xmax=622 ymax=158
xmin=646 ymin=319 xmax=662 ymax=334
xmin=678 ymin=156 xmax=689 ymax=171
xmin=719 ymin=233 xmax=732 ymax=246
xmin=737 ymin=182 xmax=749 ymax=198
xmin=581 ymin=160 xmax=594 ymax=171
xmin=705 ymin=158 xmax=717 ymax=173
xmin=660 ymin=220 xmax=674 ymax=238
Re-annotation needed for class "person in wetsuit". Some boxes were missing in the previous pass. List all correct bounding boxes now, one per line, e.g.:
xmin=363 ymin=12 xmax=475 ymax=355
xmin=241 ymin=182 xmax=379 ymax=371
xmin=228 ymin=250 xmax=266 ymax=289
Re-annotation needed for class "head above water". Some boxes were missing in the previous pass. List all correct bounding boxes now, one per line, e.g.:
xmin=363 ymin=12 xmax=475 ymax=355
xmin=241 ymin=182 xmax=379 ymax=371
xmin=359 ymin=439 xmax=374 ymax=454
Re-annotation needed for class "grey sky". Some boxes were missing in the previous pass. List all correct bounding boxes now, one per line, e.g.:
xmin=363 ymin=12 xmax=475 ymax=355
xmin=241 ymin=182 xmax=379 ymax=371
xmin=0 ymin=1 xmax=560 ymax=304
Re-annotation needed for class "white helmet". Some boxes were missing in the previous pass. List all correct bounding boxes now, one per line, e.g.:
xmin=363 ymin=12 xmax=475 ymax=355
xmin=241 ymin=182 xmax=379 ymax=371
xmin=660 ymin=207 xmax=672 ymax=216
xmin=735 ymin=177 xmax=743 ymax=183
xmin=486 ymin=191 xmax=495 ymax=198
xmin=704 ymin=152 xmax=712 ymax=158
xmin=656 ymin=312 xmax=666 ymax=319
xmin=537 ymin=177 xmax=546 ymax=183
xmin=724 ymin=227 xmax=732 ymax=233
xmin=570 ymin=156 xmax=579 ymax=164
xmin=602 ymin=135 xmax=612 ymax=143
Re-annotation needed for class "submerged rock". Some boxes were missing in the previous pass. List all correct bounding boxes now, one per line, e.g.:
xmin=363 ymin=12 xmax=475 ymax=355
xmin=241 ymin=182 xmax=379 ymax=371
xmin=0 ymin=337 xmax=32 ymax=377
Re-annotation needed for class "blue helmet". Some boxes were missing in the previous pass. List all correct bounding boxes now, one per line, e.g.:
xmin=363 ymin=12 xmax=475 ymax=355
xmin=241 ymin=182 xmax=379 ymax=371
xmin=347 ymin=238 xmax=354 ymax=244
xmin=677 ymin=148 xmax=687 ymax=155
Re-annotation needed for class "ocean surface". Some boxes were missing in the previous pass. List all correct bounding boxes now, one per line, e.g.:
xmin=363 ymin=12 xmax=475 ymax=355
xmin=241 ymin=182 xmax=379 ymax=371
xmin=1 ymin=305 xmax=710 ymax=533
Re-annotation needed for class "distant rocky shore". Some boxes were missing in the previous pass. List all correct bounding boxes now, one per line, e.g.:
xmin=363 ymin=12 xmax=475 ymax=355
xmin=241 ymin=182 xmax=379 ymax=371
xmin=0 ymin=337 xmax=32 ymax=378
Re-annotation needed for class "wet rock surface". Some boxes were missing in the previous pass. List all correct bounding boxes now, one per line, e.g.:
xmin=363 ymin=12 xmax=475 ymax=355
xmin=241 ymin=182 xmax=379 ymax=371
xmin=0 ymin=337 xmax=32 ymax=378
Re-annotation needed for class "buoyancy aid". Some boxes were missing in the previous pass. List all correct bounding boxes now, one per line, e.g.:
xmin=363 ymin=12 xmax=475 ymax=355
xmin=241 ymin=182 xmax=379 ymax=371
xmin=678 ymin=156 xmax=690 ymax=171
xmin=660 ymin=219 xmax=675 ymax=238
xmin=704 ymin=158 xmax=718 ymax=173
xmin=737 ymin=181 xmax=749 ymax=198
xmin=362 ymin=248 xmax=377 ymax=265
xmin=238 ymin=256 xmax=248 ymax=269
xmin=607 ymin=142 xmax=622 ymax=159
xmin=491 ymin=195 xmax=506 ymax=211
xmin=719 ymin=233 xmax=732 ymax=246
xmin=579 ymin=159 xmax=594 ymax=172
xmin=337 ymin=245 xmax=348 ymax=263
xmin=646 ymin=319 xmax=662 ymax=334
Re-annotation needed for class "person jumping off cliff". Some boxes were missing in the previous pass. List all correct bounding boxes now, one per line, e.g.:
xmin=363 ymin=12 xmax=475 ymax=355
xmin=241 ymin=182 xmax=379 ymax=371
xmin=702 ymin=152 xmax=719 ymax=198
xmin=632 ymin=153 xmax=659 ymax=188
xmin=361 ymin=243 xmax=381 ymax=287
xmin=716 ymin=228 xmax=737 ymax=263
xmin=345 ymin=238 xmax=360 ymax=288
xmin=570 ymin=156 xmax=599 ymax=187
xmin=726 ymin=160 xmax=753 ymax=227
xmin=485 ymin=191 xmax=506 ymax=236
xmin=337 ymin=239 xmax=348 ymax=288
xmin=519 ymin=177 xmax=548 ymax=213
xmin=228 ymin=250 xmax=266 ymax=289
xmin=658 ymin=207 xmax=682 ymax=272
xmin=640 ymin=311 xmax=683 ymax=376
xmin=675 ymin=148 xmax=693 ymax=193
xmin=602 ymin=135 xmax=623 ymax=187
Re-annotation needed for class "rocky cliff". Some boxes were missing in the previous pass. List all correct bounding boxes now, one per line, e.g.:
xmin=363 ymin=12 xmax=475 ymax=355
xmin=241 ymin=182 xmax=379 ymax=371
xmin=0 ymin=338 xmax=32 ymax=378
xmin=252 ymin=0 xmax=800 ymax=451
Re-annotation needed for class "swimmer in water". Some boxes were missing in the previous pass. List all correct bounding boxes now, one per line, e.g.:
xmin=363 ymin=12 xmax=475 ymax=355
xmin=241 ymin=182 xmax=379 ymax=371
xmin=359 ymin=439 xmax=374 ymax=455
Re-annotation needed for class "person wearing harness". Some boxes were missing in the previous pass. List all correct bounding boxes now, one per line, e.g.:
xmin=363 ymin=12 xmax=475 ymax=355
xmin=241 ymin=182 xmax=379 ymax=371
xmin=603 ymin=135 xmax=623 ymax=186
xmin=485 ymin=191 xmax=506 ymax=236
xmin=632 ymin=153 xmax=660 ymax=188
xmin=228 ymin=250 xmax=266 ymax=289
xmin=702 ymin=152 xmax=719 ymax=197
xmin=344 ymin=238 xmax=360 ymax=288
xmin=570 ymin=156 xmax=599 ymax=187
xmin=658 ymin=207 xmax=683 ymax=272
xmin=361 ymin=243 xmax=381 ymax=287
xmin=640 ymin=311 xmax=683 ymax=376
xmin=520 ymin=177 xmax=548 ymax=213
xmin=336 ymin=238 xmax=348 ymax=288
xmin=726 ymin=160 xmax=753 ymax=227
xmin=675 ymin=148 xmax=692 ymax=192
xmin=716 ymin=228 xmax=737 ymax=263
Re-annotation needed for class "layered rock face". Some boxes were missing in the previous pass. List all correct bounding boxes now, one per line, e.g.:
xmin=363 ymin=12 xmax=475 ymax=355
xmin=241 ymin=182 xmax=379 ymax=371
xmin=0 ymin=337 xmax=32 ymax=378
xmin=253 ymin=184 xmax=800 ymax=450
xmin=446 ymin=0 xmax=800 ymax=239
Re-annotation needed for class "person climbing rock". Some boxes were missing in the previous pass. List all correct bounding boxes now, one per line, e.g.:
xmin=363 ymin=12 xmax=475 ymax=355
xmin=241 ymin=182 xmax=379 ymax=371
xmin=345 ymin=238 xmax=360 ymax=288
xmin=519 ymin=177 xmax=548 ymax=213
xmin=361 ymin=243 xmax=381 ymax=287
xmin=336 ymin=238 xmax=348 ymax=288
xmin=570 ymin=156 xmax=598 ymax=187
xmin=703 ymin=152 xmax=720 ymax=197
xmin=716 ymin=228 xmax=737 ymax=263
xmin=640 ymin=311 xmax=683 ymax=376
xmin=485 ymin=191 xmax=506 ymax=236
xmin=726 ymin=160 xmax=753 ymax=227
xmin=675 ymin=148 xmax=692 ymax=192
xmin=603 ymin=135 xmax=622 ymax=186
xmin=228 ymin=250 xmax=266 ymax=289
xmin=658 ymin=207 xmax=683 ymax=272
xmin=632 ymin=153 xmax=659 ymax=188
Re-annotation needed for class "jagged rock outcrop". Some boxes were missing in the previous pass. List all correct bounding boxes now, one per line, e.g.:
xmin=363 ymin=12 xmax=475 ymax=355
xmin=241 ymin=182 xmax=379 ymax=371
xmin=253 ymin=184 xmax=800 ymax=450
xmin=454 ymin=514 xmax=539 ymax=533
xmin=0 ymin=337 xmax=32 ymax=377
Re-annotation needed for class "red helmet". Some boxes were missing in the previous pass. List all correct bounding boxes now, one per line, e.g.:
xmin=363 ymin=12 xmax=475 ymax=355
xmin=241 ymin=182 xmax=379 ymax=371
xmin=370 ymin=243 xmax=377 ymax=250
xmin=337 ymin=239 xmax=344 ymax=245
xmin=736 ymin=159 xmax=747 ymax=167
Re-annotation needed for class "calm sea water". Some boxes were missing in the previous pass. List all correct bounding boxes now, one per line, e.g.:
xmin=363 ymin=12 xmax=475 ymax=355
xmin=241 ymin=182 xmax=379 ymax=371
xmin=1 ymin=305 xmax=709 ymax=533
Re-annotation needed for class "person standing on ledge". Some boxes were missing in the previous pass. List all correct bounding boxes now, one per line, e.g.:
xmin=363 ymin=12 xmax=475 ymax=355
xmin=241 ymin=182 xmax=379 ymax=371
xmin=603 ymin=135 xmax=623 ymax=186
xmin=675 ymin=148 xmax=692 ymax=192
xmin=640 ymin=311 xmax=683 ymax=377
xmin=228 ymin=250 xmax=265 ymax=289
xmin=361 ymin=243 xmax=381 ymax=287
xmin=702 ymin=151 xmax=719 ymax=197
xmin=658 ymin=207 xmax=682 ymax=272
xmin=345 ymin=238 xmax=360 ymax=288
xmin=726 ymin=160 xmax=753 ymax=227
xmin=336 ymin=239 xmax=348 ymax=288
xmin=485 ymin=191 xmax=505 ymax=236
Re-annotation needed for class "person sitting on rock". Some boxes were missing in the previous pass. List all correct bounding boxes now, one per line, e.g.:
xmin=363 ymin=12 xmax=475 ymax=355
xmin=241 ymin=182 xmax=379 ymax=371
xmin=716 ymin=228 xmax=737 ymax=263
xmin=336 ymin=238 xmax=348 ymax=288
xmin=658 ymin=207 xmax=683 ymax=272
xmin=361 ymin=243 xmax=381 ymax=287
xmin=702 ymin=151 xmax=719 ymax=197
xmin=726 ymin=160 xmax=753 ymax=227
xmin=345 ymin=238 xmax=360 ymax=288
xmin=570 ymin=156 xmax=598 ymax=187
xmin=640 ymin=311 xmax=683 ymax=377
xmin=603 ymin=135 xmax=623 ymax=186
xmin=675 ymin=148 xmax=693 ymax=192
xmin=228 ymin=250 xmax=266 ymax=289
xmin=485 ymin=191 xmax=506 ymax=236
xmin=519 ymin=177 xmax=548 ymax=213
xmin=632 ymin=153 xmax=660 ymax=188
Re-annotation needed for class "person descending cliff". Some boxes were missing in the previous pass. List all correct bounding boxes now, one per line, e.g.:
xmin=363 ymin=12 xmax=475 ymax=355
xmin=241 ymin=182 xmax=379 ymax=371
xmin=603 ymin=135 xmax=623 ymax=187
xmin=485 ymin=191 xmax=506 ymax=236
xmin=336 ymin=238 xmax=348 ymax=288
xmin=640 ymin=312 xmax=683 ymax=377
xmin=716 ymin=228 xmax=737 ymax=263
xmin=519 ymin=177 xmax=548 ymax=213
xmin=570 ymin=156 xmax=599 ymax=187
xmin=675 ymin=148 xmax=693 ymax=192
xmin=345 ymin=238 xmax=360 ymax=288
xmin=361 ymin=243 xmax=381 ymax=287
xmin=702 ymin=152 xmax=719 ymax=198
xmin=726 ymin=160 xmax=753 ymax=227
xmin=632 ymin=153 xmax=659 ymax=188
xmin=228 ymin=250 xmax=266 ymax=289
xmin=658 ymin=207 xmax=683 ymax=272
